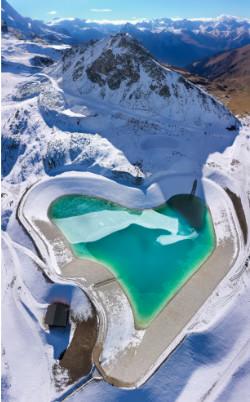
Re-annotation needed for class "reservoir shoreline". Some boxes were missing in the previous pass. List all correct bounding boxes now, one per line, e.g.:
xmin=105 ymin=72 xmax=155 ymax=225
xmin=18 ymin=172 xmax=240 ymax=389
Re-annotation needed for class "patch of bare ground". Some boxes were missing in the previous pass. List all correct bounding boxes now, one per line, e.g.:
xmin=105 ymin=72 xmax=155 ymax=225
xmin=59 ymin=313 xmax=98 ymax=385
xmin=173 ymin=70 xmax=250 ymax=117
xmin=225 ymin=188 xmax=248 ymax=244
xmin=166 ymin=45 xmax=250 ymax=116
xmin=199 ymin=82 xmax=250 ymax=117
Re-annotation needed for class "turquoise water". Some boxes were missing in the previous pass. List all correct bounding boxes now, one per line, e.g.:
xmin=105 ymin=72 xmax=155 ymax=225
xmin=49 ymin=195 xmax=215 ymax=328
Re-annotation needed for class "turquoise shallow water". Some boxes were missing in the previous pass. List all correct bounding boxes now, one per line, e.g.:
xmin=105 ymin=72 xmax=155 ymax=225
xmin=49 ymin=195 xmax=215 ymax=328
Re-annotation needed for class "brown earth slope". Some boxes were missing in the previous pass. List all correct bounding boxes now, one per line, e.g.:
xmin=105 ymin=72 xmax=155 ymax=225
xmin=188 ymin=44 xmax=250 ymax=116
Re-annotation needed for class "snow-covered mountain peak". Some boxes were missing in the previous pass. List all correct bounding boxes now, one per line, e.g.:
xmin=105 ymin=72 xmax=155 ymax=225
xmin=50 ymin=33 xmax=238 ymax=127
xmin=59 ymin=33 xmax=155 ymax=88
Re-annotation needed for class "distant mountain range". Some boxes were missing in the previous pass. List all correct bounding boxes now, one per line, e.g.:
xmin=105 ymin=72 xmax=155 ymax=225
xmin=2 ymin=0 xmax=250 ymax=67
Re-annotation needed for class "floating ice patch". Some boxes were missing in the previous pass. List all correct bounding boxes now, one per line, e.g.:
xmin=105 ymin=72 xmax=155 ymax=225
xmin=156 ymin=230 xmax=198 ymax=246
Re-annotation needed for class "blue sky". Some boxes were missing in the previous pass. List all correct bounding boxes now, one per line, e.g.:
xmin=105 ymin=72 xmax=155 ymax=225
xmin=9 ymin=0 xmax=250 ymax=22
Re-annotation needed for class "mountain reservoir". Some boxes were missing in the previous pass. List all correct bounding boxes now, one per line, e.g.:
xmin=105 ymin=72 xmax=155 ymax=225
xmin=49 ymin=194 xmax=215 ymax=328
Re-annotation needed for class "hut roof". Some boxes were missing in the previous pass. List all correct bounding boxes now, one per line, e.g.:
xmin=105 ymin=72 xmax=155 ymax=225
xmin=45 ymin=303 xmax=69 ymax=327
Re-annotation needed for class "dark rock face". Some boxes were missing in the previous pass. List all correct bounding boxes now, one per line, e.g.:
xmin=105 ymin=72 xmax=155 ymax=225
xmin=1 ymin=19 xmax=8 ymax=33
xmin=226 ymin=125 xmax=237 ymax=131
xmin=2 ymin=135 xmax=26 ymax=177
xmin=86 ymin=47 xmax=140 ymax=90
xmin=159 ymin=85 xmax=171 ymax=98
xmin=30 ymin=55 xmax=54 ymax=67
xmin=2 ymin=110 xmax=28 ymax=177
xmin=72 ymin=61 xmax=84 ymax=81
xmin=70 ymin=34 xmax=172 ymax=97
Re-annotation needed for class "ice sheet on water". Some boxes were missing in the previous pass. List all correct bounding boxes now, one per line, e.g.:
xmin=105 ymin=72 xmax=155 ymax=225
xmin=53 ymin=209 xmax=179 ymax=244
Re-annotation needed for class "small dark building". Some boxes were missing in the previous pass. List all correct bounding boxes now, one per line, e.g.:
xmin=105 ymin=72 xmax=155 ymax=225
xmin=45 ymin=303 xmax=69 ymax=328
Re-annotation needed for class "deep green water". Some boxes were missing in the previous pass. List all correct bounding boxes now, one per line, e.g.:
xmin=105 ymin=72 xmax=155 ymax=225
xmin=49 ymin=195 xmax=215 ymax=328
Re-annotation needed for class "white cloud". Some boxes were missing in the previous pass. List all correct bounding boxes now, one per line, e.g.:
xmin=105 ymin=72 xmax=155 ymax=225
xmin=48 ymin=10 xmax=57 ymax=15
xmin=48 ymin=15 xmax=147 ymax=25
xmin=171 ymin=15 xmax=250 ymax=22
xmin=86 ymin=18 xmax=147 ymax=25
xmin=90 ymin=8 xmax=112 ymax=13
